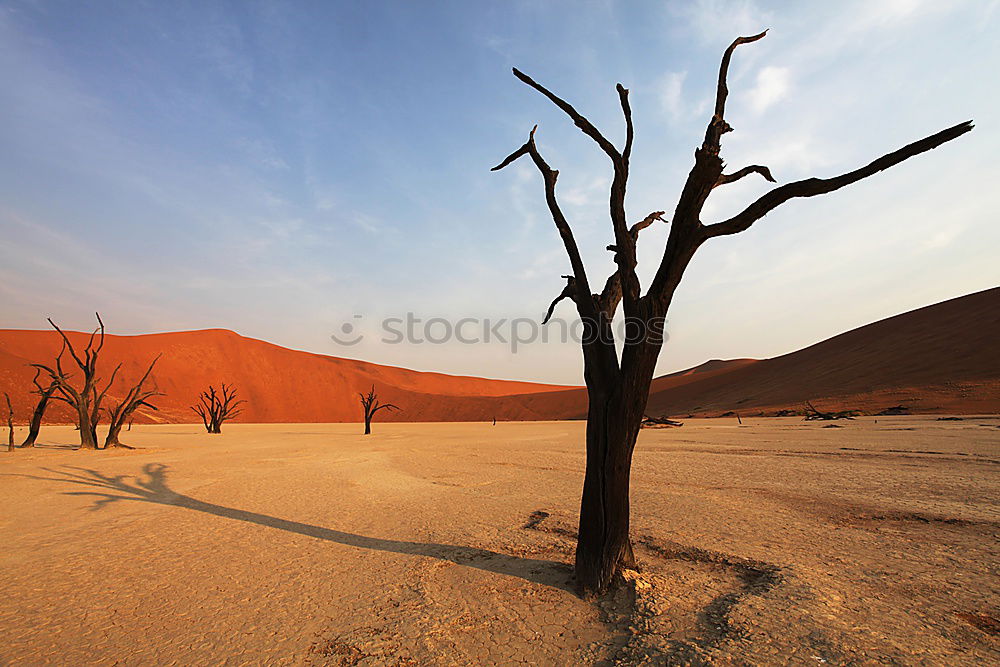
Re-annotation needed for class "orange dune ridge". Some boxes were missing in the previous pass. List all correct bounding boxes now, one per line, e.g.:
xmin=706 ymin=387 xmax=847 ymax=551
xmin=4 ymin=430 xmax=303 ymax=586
xmin=0 ymin=328 xmax=576 ymax=424
xmin=0 ymin=286 xmax=997 ymax=424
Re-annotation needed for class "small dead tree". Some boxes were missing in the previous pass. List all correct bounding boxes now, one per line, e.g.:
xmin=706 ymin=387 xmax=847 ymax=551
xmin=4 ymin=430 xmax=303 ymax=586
xmin=641 ymin=415 xmax=683 ymax=428
xmin=20 ymin=363 xmax=61 ymax=448
xmin=492 ymin=31 xmax=971 ymax=594
xmin=32 ymin=313 xmax=118 ymax=449
xmin=359 ymin=386 xmax=399 ymax=435
xmin=803 ymin=401 xmax=856 ymax=421
xmin=4 ymin=392 xmax=13 ymax=452
xmin=104 ymin=355 xmax=163 ymax=448
xmin=191 ymin=383 xmax=245 ymax=434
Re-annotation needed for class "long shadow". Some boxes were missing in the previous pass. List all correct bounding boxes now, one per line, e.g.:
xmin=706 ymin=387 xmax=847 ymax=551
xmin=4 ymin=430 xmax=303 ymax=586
xmin=24 ymin=443 xmax=79 ymax=450
xmin=26 ymin=463 xmax=575 ymax=592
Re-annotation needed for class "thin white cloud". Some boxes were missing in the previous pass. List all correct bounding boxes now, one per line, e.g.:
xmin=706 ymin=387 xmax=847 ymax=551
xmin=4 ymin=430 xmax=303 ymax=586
xmin=560 ymin=176 xmax=606 ymax=208
xmin=674 ymin=0 xmax=772 ymax=45
xmin=747 ymin=66 xmax=789 ymax=113
xmin=657 ymin=71 xmax=687 ymax=120
xmin=350 ymin=213 xmax=383 ymax=234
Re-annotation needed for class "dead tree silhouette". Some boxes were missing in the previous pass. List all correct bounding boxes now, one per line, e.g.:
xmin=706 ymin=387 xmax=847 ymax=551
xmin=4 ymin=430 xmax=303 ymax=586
xmin=492 ymin=31 xmax=972 ymax=593
xmin=4 ymin=392 xmax=13 ymax=452
xmin=104 ymin=355 xmax=163 ymax=449
xmin=32 ymin=463 xmax=573 ymax=590
xmin=21 ymin=365 xmax=60 ymax=448
xmin=359 ymin=386 xmax=399 ymax=435
xmin=31 ymin=313 xmax=116 ymax=449
xmin=191 ymin=384 xmax=245 ymax=434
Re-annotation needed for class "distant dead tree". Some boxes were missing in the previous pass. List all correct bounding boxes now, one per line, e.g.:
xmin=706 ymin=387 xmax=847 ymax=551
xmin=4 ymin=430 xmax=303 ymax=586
xmin=359 ymin=386 xmax=399 ymax=435
xmin=192 ymin=383 xmax=245 ymax=434
xmin=32 ymin=313 xmax=117 ymax=449
xmin=20 ymin=364 xmax=61 ymax=448
xmin=803 ymin=401 xmax=856 ymax=421
xmin=492 ymin=31 xmax=971 ymax=593
xmin=104 ymin=355 xmax=163 ymax=448
xmin=641 ymin=415 xmax=683 ymax=428
xmin=4 ymin=392 xmax=13 ymax=452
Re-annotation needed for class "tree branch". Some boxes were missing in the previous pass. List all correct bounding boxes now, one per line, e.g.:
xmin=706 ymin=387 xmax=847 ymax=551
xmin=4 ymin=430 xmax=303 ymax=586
xmin=704 ymin=30 xmax=768 ymax=153
xmin=492 ymin=126 xmax=596 ymax=314
xmin=715 ymin=165 xmax=775 ymax=188
xmin=704 ymin=120 xmax=974 ymax=238
xmin=47 ymin=318 xmax=87 ymax=371
xmin=628 ymin=211 xmax=666 ymax=237
xmin=618 ymin=84 xmax=633 ymax=163
xmin=542 ymin=275 xmax=577 ymax=325
xmin=512 ymin=68 xmax=620 ymax=161
xmin=503 ymin=69 xmax=640 ymax=320
xmin=599 ymin=212 xmax=666 ymax=317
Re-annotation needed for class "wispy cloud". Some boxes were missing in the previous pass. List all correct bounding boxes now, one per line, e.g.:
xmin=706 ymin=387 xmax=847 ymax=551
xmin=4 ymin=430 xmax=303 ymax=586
xmin=656 ymin=71 xmax=687 ymax=120
xmin=747 ymin=66 xmax=789 ymax=113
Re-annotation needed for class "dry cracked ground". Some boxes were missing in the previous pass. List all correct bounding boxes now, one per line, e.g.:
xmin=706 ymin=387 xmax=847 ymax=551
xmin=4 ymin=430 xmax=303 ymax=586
xmin=1 ymin=418 xmax=998 ymax=665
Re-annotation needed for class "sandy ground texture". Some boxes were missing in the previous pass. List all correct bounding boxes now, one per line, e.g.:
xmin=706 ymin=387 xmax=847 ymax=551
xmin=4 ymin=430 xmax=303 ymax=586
xmin=2 ymin=418 xmax=998 ymax=665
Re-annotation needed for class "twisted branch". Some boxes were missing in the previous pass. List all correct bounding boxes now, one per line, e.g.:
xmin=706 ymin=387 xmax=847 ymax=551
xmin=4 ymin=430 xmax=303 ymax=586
xmin=704 ymin=120 xmax=974 ymax=238
xmin=715 ymin=165 xmax=775 ymax=188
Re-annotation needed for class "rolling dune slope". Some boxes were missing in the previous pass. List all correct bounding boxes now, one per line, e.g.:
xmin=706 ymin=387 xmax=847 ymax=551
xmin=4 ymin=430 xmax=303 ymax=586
xmin=640 ymin=286 xmax=1000 ymax=416
xmin=0 ymin=328 xmax=574 ymax=424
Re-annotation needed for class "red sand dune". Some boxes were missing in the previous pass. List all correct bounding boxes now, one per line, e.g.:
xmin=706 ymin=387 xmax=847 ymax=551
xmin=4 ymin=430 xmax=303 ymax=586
xmin=0 ymin=328 xmax=574 ymax=425
xmin=0 ymin=287 xmax=997 ymax=425
xmin=640 ymin=286 xmax=1000 ymax=416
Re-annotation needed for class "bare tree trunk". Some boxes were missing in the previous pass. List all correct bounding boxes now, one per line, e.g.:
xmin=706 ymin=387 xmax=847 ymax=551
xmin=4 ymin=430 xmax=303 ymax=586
xmin=21 ymin=391 xmax=50 ymax=447
xmin=575 ymin=316 xmax=661 ymax=593
xmin=576 ymin=391 xmax=637 ymax=589
xmin=78 ymin=403 xmax=98 ymax=450
xmin=21 ymin=371 xmax=57 ymax=448
xmin=106 ymin=422 xmax=125 ymax=448
xmin=364 ymin=415 xmax=372 ymax=435
xmin=4 ymin=393 xmax=13 ymax=452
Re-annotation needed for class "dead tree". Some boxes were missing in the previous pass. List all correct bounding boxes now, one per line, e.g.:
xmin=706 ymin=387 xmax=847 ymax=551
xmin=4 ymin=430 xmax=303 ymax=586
xmin=4 ymin=393 xmax=13 ymax=452
xmin=641 ymin=415 xmax=683 ymax=428
xmin=31 ymin=313 xmax=118 ymax=449
xmin=20 ymin=365 xmax=60 ymax=448
xmin=104 ymin=356 xmax=163 ymax=448
xmin=191 ymin=383 xmax=245 ymax=434
xmin=359 ymin=386 xmax=399 ymax=435
xmin=492 ymin=31 xmax=971 ymax=594
xmin=803 ymin=401 xmax=856 ymax=421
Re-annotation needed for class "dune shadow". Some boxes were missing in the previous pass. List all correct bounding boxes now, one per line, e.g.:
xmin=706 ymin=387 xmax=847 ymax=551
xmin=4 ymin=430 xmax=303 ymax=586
xmin=27 ymin=463 xmax=575 ymax=592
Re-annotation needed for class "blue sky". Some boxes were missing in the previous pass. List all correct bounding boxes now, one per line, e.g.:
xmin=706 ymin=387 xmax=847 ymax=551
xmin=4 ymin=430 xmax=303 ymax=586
xmin=1 ymin=0 xmax=997 ymax=384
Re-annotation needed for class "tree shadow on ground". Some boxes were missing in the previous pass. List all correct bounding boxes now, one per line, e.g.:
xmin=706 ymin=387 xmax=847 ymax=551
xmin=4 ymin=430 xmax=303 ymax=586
xmin=29 ymin=463 xmax=575 ymax=592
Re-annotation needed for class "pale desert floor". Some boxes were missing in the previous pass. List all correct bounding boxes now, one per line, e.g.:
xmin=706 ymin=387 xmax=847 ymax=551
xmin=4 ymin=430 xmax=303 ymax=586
xmin=2 ymin=418 xmax=999 ymax=665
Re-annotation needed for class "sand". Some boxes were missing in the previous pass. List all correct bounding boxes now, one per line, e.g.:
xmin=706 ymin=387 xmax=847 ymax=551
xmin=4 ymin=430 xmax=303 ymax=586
xmin=2 ymin=418 xmax=998 ymax=665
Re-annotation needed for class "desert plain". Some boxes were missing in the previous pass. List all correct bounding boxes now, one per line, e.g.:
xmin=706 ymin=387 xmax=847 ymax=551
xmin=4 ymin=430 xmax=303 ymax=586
xmin=1 ymin=417 xmax=998 ymax=665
